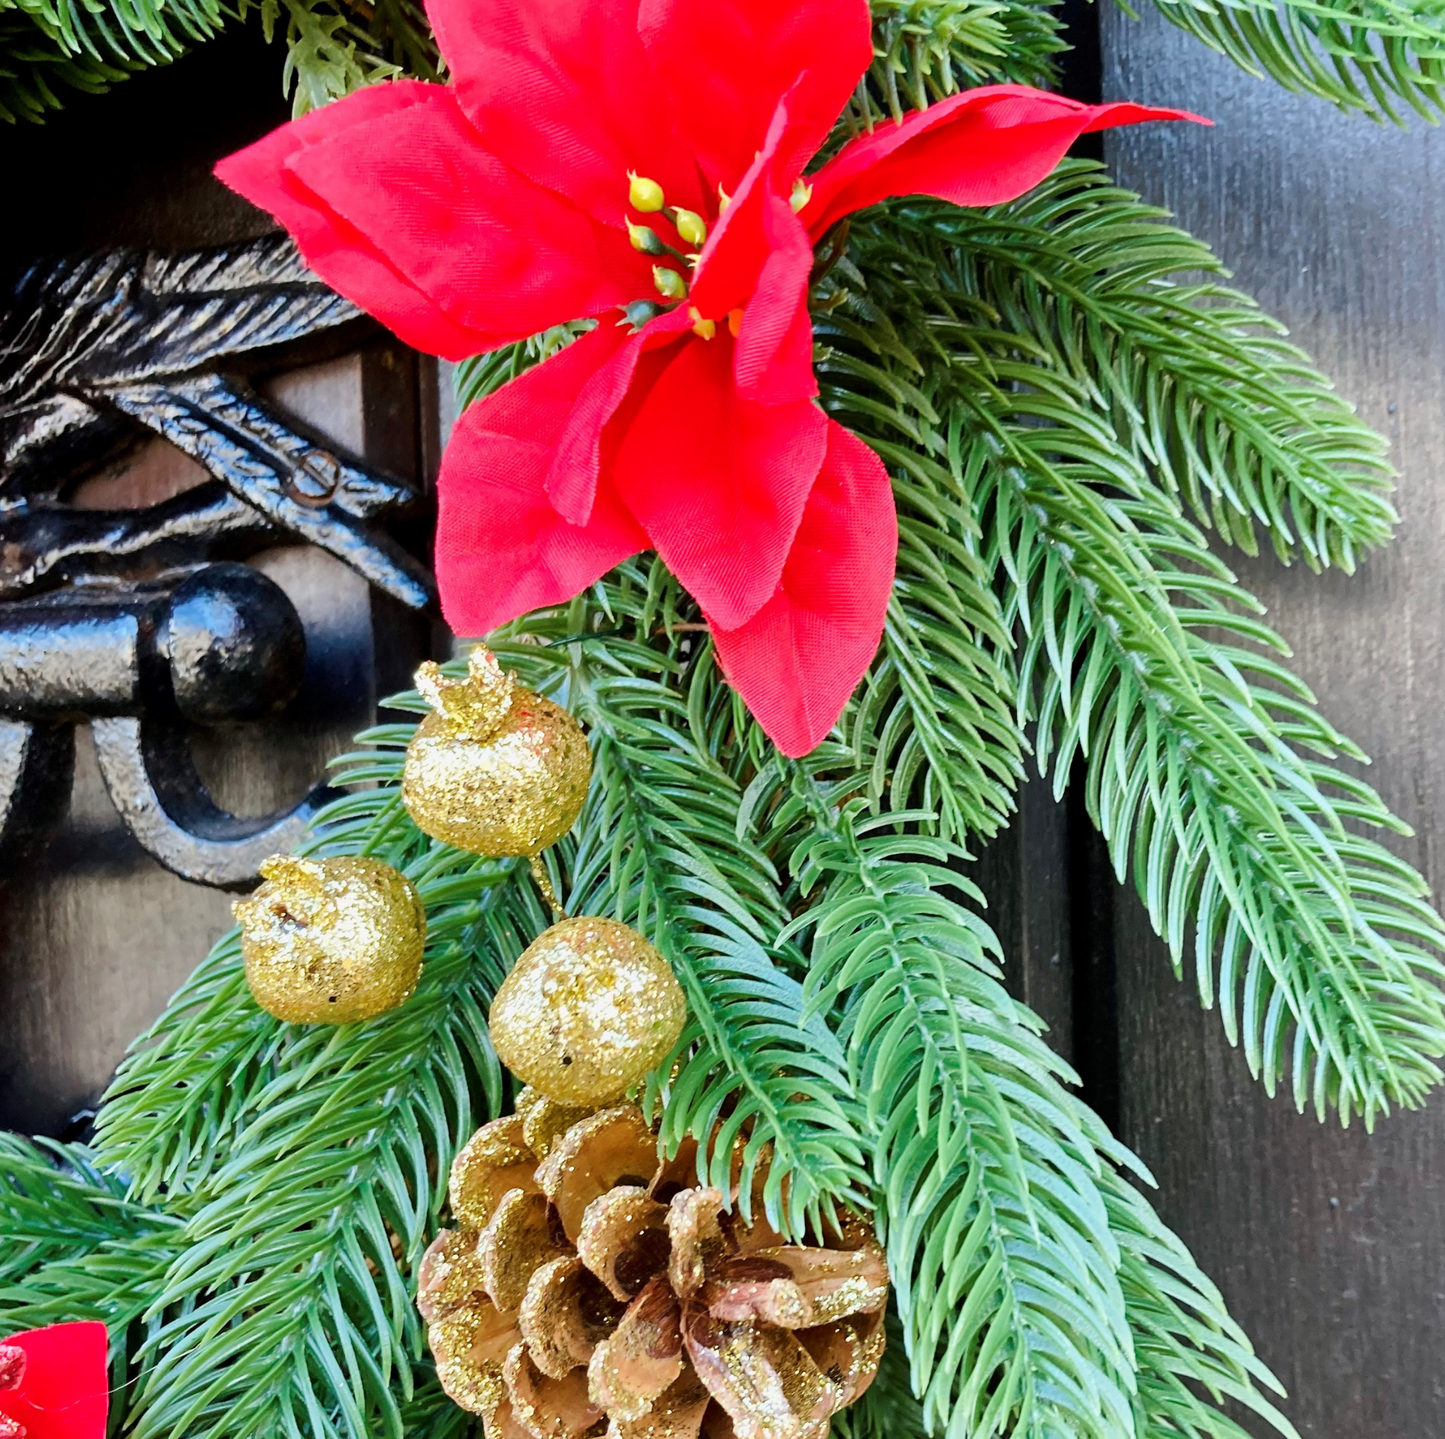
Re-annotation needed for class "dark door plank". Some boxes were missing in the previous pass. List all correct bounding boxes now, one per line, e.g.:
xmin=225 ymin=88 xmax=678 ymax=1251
xmin=1101 ymin=11 xmax=1445 ymax=1433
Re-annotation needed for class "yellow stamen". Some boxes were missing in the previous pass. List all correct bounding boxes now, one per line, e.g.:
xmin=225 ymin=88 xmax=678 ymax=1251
xmin=717 ymin=183 xmax=732 ymax=214
xmin=789 ymin=179 xmax=813 ymax=213
xmin=628 ymin=171 xmax=666 ymax=212
xmin=689 ymin=306 xmax=716 ymax=340
xmin=674 ymin=207 xmax=708 ymax=246
xmin=653 ymin=265 xmax=688 ymax=301
xmin=627 ymin=220 xmax=667 ymax=255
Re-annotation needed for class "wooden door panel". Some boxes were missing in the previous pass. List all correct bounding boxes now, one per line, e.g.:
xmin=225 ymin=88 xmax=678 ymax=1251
xmin=1101 ymin=11 xmax=1445 ymax=1432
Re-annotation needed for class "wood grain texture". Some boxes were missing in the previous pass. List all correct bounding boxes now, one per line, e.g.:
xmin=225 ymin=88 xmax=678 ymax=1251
xmin=1100 ymin=9 xmax=1445 ymax=1433
xmin=964 ymin=774 xmax=1077 ymax=1064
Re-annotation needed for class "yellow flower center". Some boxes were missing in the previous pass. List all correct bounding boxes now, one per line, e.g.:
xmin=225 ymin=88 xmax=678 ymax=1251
xmin=621 ymin=173 xmax=715 ymax=337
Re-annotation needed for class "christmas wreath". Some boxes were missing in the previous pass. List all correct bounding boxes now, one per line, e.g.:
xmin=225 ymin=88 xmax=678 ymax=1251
xmin=3 ymin=1 xmax=1442 ymax=1439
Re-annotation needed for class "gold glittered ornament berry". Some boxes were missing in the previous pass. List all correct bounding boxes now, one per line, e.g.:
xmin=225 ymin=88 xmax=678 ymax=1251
xmin=233 ymin=854 xmax=426 ymax=1024
xmin=489 ymin=916 xmax=687 ymax=1106
xmin=403 ymin=647 xmax=592 ymax=859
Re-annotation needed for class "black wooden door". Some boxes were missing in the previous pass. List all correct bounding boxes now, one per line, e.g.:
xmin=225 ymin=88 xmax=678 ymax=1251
xmin=1095 ymin=11 xmax=1445 ymax=1434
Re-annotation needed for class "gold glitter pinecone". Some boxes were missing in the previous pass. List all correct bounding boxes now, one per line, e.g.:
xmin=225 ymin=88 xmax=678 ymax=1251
xmin=418 ymin=1095 xmax=889 ymax=1439
xmin=403 ymin=648 xmax=592 ymax=858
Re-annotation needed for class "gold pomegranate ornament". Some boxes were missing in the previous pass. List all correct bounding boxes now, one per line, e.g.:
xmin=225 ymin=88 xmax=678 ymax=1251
xmin=489 ymin=917 xmax=687 ymax=1107
xmin=418 ymin=1098 xmax=889 ymax=1439
xmin=233 ymin=854 xmax=425 ymax=1023
xmin=403 ymin=648 xmax=592 ymax=858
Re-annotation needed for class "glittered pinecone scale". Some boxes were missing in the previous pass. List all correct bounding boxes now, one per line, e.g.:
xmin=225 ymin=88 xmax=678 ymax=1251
xmin=419 ymin=1097 xmax=889 ymax=1439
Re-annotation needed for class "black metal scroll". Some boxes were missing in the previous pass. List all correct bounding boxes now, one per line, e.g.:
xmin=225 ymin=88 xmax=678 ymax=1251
xmin=0 ymin=236 xmax=436 ymax=887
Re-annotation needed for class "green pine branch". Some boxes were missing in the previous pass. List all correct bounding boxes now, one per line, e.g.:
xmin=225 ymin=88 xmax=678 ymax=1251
xmin=261 ymin=0 xmax=438 ymax=115
xmin=488 ymin=584 xmax=872 ymax=1238
xmin=0 ymin=0 xmax=436 ymax=120
xmin=1006 ymin=457 xmax=1445 ymax=1122
xmin=819 ymin=187 xmax=1445 ymax=1123
xmin=1104 ymin=1171 xmax=1292 ymax=1439
xmin=1123 ymin=0 xmax=1445 ymax=124
xmin=826 ymin=169 xmax=1396 ymax=574
xmin=9 ymin=571 xmax=1299 ymax=1439
xmin=858 ymin=473 xmax=1026 ymax=845
xmin=0 ymin=0 xmax=219 ymax=122
xmin=768 ymin=761 xmax=1293 ymax=1439
xmin=108 ymin=864 xmax=513 ymax=1439
xmin=0 ymin=1143 xmax=181 ymax=1432
xmin=94 ymin=926 xmax=294 ymax=1203
xmin=846 ymin=0 xmax=1067 ymax=129
xmin=792 ymin=799 xmax=1138 ymax=1439
xmin=0 ymin=1134 xmax=173 ymax=1282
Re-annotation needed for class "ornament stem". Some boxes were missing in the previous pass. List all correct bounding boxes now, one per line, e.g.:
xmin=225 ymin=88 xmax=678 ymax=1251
xmin=529 ymin=854 xmax=568 ymax=921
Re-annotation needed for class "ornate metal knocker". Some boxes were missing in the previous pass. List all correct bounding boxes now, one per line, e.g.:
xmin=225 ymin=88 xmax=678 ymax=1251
xmin=0 ymin=235 xmax=435 ymax=885
xmin=0 ymin=564 xmax=333 ymax=887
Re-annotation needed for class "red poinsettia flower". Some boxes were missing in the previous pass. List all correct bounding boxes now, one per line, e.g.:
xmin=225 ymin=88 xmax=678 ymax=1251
xmin=0 ymin=1324 xmax=109 ymax=1439
xmin=217 ymin=0 xmax=1199 ymax=756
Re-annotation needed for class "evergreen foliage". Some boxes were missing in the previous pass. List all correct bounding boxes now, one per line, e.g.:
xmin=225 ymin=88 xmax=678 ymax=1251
xmin=493 ymin=613 xmax=871 ymax=1238
xmin=261 ymin=0 xmax=436 ymax=113
xmin=850 ymin=0 xmax=1066 ymax=121
xmin=1134 ymin=0 xmax=1445 ymax=122
xmin=817 ymin=173 xmax=1445 ymax=1124
xmin=2 ymin=1 xmax=1442 ymax=1438
xmin=12 ymin=0 xmax=1445 ymax=125
xmin=87 ymin=760 xmax=520 ymax=1439
xmin=0 ymin=604 xmax=1295 ymax=1439
xmin=0 ymin=0 xmax=220 ymax=122
xmin=0 ymin=0 xmax=434 ymax=121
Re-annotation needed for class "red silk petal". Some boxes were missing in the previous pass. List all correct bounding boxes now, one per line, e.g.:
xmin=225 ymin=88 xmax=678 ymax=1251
xmin=437 ymin=333 xmax=648 ymax=635
xmin=215 ymin=84 xmax=494 ymax=360
xmin=804 ymin=86 xmax=1207 ymax=236
xmin=639 ymin=0 xmax=871 ymax=191
xmin=609 ymin=334 xmax=828 ymax=630
xmin=733 ymin=191 xmax=817 ymax=404
xmin=684 ymin=101 xmax=820 ymax=407
xmin=0 ymin=1324 xmax=109 ymax=1439
xmin=282 ymin=83 xmax=647 ymax=352
xmin=426 ymin=0 xmax=704 ymax=226
xmin=710 ymin=421 xmax=896 ymax=757
xmin=688 ymin=102 xmax=817 ymax=405
xmin=545 ymin=334 xmax=643 ymax=527
xmin=544 ymin=308 xmax=694 ymax=525
xmin=688 ymin=101 xmax=790 ymax=319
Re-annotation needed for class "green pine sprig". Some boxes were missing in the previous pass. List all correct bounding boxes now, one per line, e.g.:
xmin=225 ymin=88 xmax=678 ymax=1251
xmin=1128 ymin=0 xmax=1445 ymax=124
xmin=1 ymin=560 xmax=1290 ymax=1439
xmin=818 ymin=175 xmax=1445 ymax=1124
